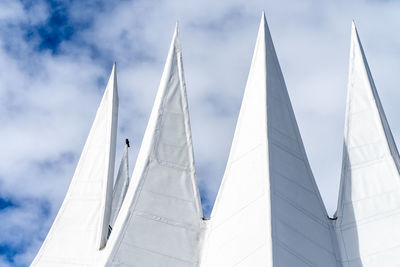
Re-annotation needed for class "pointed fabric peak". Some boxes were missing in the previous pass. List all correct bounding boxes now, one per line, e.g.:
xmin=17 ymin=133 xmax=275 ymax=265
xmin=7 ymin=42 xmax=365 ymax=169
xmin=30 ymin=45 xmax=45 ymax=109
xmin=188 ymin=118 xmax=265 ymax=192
xmin=350 ymin=21 xmax=400 ymax=165
xmin=350 ymin=21 xmax=362 ymax=58
xmin=218 ymin=11 xmax=267 ymax=164
xmin=109 ymin=142 xmax=130 ymax=229
xmin=335 ymin=23 xmax=400 ymax=266
xmin=99 ymin=25 xmax=204 ymax=267
xmin=98 ymin=62 xmax=119 ymax=249
xmin=109 ymin=62 xmax=117 ymax=96
xmin=32 ymin=65 xmax=118 ymax=265
xmin=203 ymin=14 xmax=340 ymax=266
xmin=202 ymin=14 xmax=271 ymax=266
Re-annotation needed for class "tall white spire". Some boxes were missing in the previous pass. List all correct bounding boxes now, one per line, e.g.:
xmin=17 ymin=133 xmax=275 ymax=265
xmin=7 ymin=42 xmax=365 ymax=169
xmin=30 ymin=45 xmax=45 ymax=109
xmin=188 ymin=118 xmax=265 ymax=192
xmin=334 ymin=22 xmax=400 ymax=266
xmin=31 ymin=63 xmax=118 ymax=266
xmin=99 ymin=24 xmax=204 ymax=267
xmin=202 ymin=12 xmax=341 ymax=266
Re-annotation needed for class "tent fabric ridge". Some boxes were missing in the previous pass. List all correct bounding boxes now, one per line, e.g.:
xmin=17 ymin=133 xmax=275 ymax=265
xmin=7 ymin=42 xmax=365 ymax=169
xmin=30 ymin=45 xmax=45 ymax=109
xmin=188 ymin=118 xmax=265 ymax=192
xmin=273 ymin=171 xmax=318 ymax=195
xmin=228 ymin=143 xmax=263 ymax=163
xmin=270 ymin=126 xmax=298 ymax=140
xmin=339 ymin=209 xmax=400 ymax=228
xmin=342 ymin=190 xmax=400 ymax=205
xmin=125 ymin=244 xmax=198 ymax=264
xmin=210 ymin=193 xmax=267 ymax=229
xmin=274 ymin=241 xmax=314 ymax=266
xmin=270 ymin=141 xmax=304 ymax=160
xmin=344 ymin=156 xmax=391 ymax=170
xmin=141 ymin=189 xmax=198 ymax=203
xmin=151 ymin=151 xmax=194 ymax=170
xmin=230 ymin=243 xmax=268 ymax=266
xmin=274 ymin=218 xmax=336 ymax=254
xmin=346 ymin=140 xmax=386 ymax=150
xmin=133 ymin=212 xmax=200 ymax=229
xmin=273 ymin=193 xmax=328 ymax=227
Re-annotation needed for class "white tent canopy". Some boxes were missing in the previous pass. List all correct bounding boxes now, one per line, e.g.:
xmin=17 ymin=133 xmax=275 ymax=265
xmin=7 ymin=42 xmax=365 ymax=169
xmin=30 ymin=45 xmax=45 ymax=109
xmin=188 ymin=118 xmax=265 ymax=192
xmin=32 ymin=64 xmax=118 ymax=266
xmin=31 ymin=13 xmax=400 ymax=267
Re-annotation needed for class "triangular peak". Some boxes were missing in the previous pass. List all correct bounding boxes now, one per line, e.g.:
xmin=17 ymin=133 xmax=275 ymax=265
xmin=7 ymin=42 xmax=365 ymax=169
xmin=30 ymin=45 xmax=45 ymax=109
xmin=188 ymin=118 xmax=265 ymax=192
xmin=99 ymin=24 xmax=204 ymax=267
xmin=202 ymin=13 xmax=271 ymax=267
xmin=32 ymin=64 xmax=118 ymax=266
xmin=202 ymin=12 xmax=340 ymax=266
xmin=343 ymin=21 xmax=400 ymax=167
xmin=335 ymin=22 xmax=400 ymax=266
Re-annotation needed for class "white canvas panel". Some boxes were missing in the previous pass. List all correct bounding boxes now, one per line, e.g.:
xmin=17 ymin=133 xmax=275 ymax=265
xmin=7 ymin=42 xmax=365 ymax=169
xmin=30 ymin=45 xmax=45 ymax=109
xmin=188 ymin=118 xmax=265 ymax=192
xmin=201 ymin=13 xmax=272 ymax=267
xmin=204 ymin=195 xmax=270 ymax=267
xmin=203 ymin=12 xmax=340 ymax=267
xmin=98 ymin=24 xmax=204 ymax=267
xmin=31 ymin=64 xmax=119 ymax=266
xmin=265 ymin=12 xmax=340 ymax=263
xmin=334 ymin=22 xmax=400 ymax=266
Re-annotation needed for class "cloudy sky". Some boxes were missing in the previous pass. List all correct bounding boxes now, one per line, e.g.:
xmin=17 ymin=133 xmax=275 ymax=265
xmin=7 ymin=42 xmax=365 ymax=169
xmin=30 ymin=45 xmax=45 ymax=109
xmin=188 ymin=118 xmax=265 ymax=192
xmin=0 ymin=0 xmax=400 ymax=266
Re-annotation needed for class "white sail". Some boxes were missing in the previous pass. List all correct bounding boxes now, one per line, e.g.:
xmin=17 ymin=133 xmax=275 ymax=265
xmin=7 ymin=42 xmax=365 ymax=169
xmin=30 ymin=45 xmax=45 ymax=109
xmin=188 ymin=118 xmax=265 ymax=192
xmin=334 ymin=22 xmax=400 ymax=267
xmin=202 ymin=12 xmax=341 ymax=267
xmin=31 ymin=64 xmax=118 ymax=266
xmin=109 ymin=142 xmax=130 ymax=230
xmin=99 ymin=24 xmax=204 ymax=267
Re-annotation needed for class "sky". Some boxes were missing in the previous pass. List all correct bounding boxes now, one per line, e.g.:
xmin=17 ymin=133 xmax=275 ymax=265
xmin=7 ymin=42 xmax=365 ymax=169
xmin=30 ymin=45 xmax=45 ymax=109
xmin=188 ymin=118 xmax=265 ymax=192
xmin=0 ymin=0 xmax=400 ymax=266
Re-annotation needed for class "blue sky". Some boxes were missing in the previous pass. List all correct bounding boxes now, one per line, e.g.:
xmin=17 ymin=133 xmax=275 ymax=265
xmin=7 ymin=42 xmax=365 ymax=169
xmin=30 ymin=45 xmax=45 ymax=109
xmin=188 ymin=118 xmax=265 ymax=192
xmin=1 ymin=0 xmax=400 ymax=266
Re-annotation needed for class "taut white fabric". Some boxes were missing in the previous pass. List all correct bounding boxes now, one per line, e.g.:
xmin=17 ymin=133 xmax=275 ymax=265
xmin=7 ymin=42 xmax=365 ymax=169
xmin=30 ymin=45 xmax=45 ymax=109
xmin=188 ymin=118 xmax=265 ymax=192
xmin=34 ymin=14 xmax=400 ymax=267
xmin=334 ymin=22 xmax=400 ymax=267
xmin=201 ymin=13 xmax=341 ymax=267
xmin=98 ymin=24 xmax=204 ymax=267
xmin=109 ymin=143 xmax=130 ymax=229
xmin=31 ymin=64 xmax=118 ymax=266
